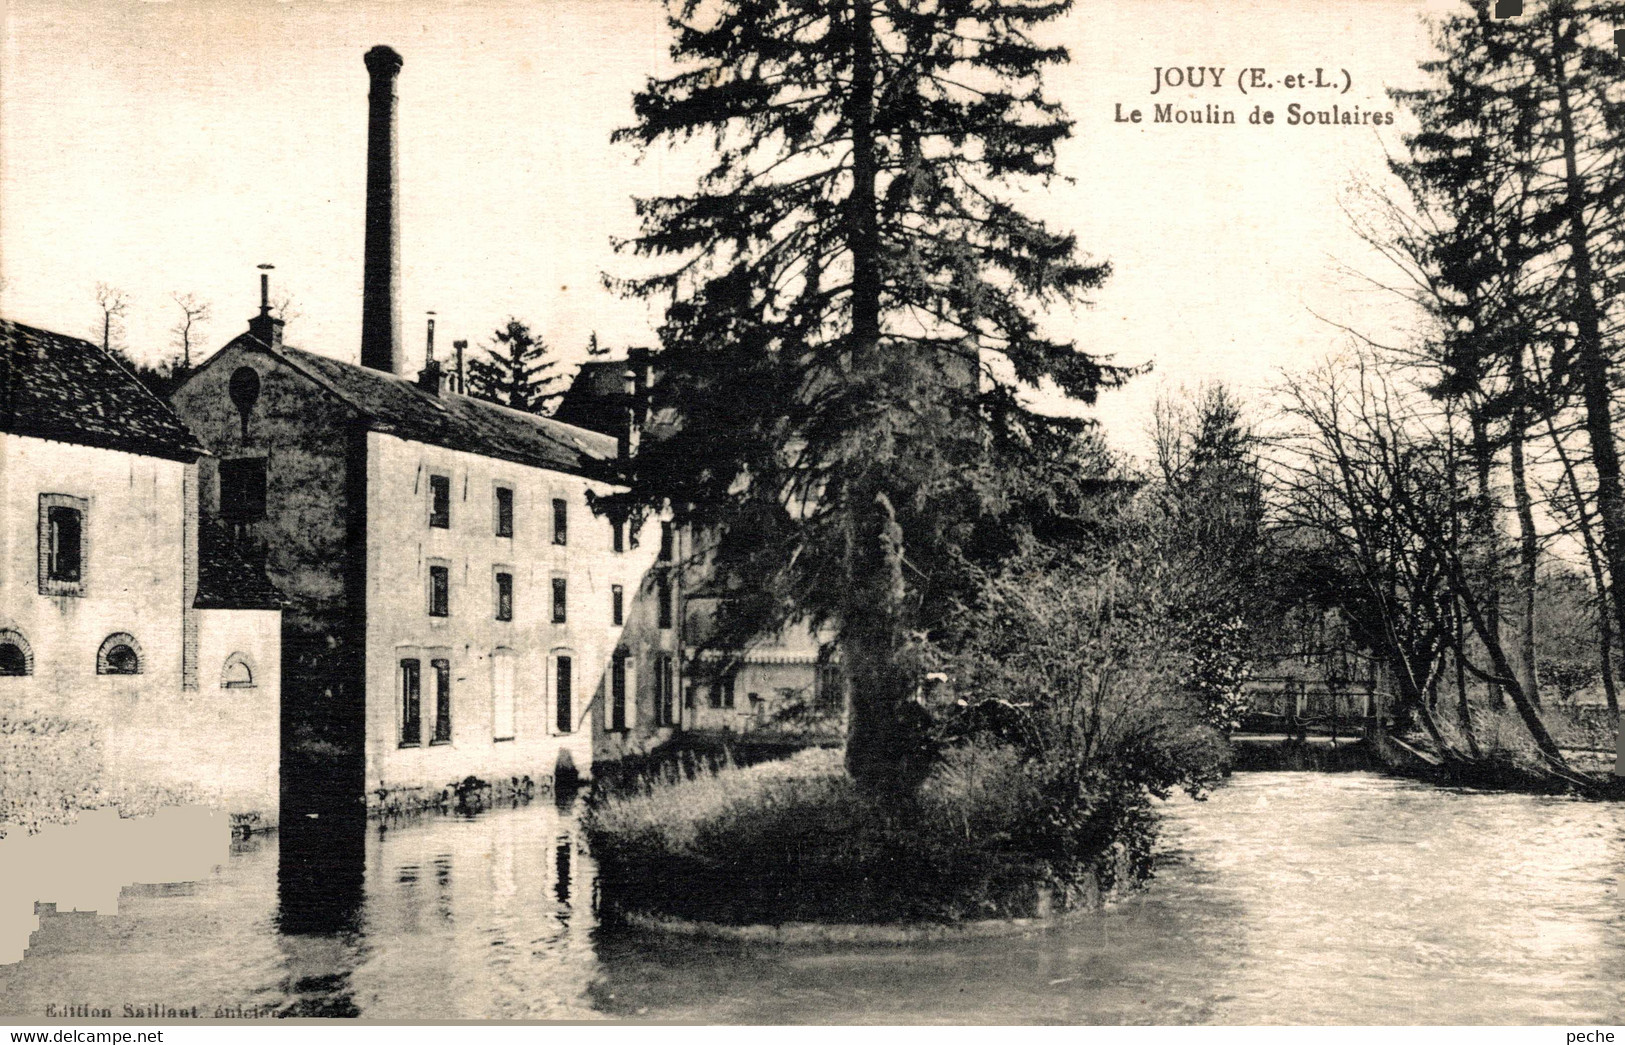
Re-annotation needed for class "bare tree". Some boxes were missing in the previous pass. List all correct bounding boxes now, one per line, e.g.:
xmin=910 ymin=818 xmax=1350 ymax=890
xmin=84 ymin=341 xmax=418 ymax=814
xmin=1274 ymin=357 xmax=1569 ymax=769
xmin=270 ymin=293 xmax=301 ymax=325
xmin=93 ymin=283 xmax=130 ymax=353
xmin=170 ymin=292 xmax=211 ymax=369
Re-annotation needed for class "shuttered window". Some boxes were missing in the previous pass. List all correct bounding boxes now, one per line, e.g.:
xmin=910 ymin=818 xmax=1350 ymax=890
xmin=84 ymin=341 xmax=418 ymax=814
xmin=492 ymin=651 xmax=516 ymax=741
xmin=431 ymin=658 xmax=452 ymax=743
xmin=400 ymin=659 xmax=422 ymax=746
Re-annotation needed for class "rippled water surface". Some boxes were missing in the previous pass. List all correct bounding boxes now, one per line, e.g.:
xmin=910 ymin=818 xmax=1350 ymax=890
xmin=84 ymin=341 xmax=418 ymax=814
xmin=3 ymin=772 xmax=1624 ymax=1023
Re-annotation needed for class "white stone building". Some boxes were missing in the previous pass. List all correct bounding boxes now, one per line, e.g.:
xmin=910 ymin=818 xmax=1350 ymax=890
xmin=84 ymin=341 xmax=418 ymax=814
xmin=0 ymin=319 xmax=282 ymax=830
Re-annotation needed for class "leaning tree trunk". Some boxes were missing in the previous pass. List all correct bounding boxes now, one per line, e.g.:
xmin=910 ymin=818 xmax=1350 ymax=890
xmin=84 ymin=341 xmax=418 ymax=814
xmin=1507 ymin=345 xmax=1542 ymax=706
xmin=1453 ymin=557 xmax=1570 ymax=767
xmin=1455 ymin=605 xmax=1482 ymax=758
xmin=1543 ymin=404 xmax=1620 ymax=715
xmin=1467 ymin=413 xmax=1505 ymax=709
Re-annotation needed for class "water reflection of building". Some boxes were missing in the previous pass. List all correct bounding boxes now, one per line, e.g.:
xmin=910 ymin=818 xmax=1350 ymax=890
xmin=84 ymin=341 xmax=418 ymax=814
xmin=1 ymin=319 xmax=282 ymax=830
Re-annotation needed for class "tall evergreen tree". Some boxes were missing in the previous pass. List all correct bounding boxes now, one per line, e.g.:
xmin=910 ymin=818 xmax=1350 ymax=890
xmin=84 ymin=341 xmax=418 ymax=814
xmin=611 ymin=0 xmax=1126 ymax=795
xmin=466 ymin=319 xmax=562 ymax=414
xmin=1393 ymin=0 xmax=1625 ymax=729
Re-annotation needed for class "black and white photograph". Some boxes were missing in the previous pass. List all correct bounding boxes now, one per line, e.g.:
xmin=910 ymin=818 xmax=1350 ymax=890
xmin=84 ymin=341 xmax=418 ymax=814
xmin=2 ymin=0 xmax=1625 ymax=1029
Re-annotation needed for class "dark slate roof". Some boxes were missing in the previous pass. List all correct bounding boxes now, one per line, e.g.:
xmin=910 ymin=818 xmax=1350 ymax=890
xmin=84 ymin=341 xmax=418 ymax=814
xmin=195 ymin=525 xmax=283 ymax=611
xmin=270 ymin=343 xmax=620 ymax=481
xmin=551 ymin=360 xmax=629 ymax=436
xmin=0 ymin=318 xmax=205 ymax=462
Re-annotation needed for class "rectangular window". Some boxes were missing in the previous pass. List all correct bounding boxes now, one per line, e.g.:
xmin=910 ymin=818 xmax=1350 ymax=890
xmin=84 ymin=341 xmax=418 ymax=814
xmin=219 ymin=458 xmax=268 ymax=522
xmin=39 ymin=494 xmax=88 ymax=597
xmin=708 ymin=674 xmax=735 ymax=710
xmin=612 ymin=584 xmax=624 ymax=626
xmin=494 ymin=486 xmax=514 ymax=538
xmin=552 ymin=498 xmax=568 ymax=546
xmin=429 ymin=474 xmax=451 ymax=528
xmin=429 ymin=564 xmax=449 ymax=617
xmin=431 ymin=658 xmax=452 ymax=744
xmin=552 ymin=577 xmax=567 ymax=623
xmin=610 ymin=653 xmax=627 ymax=731
xmin=495 ymin=572 xmax=513 ymax=621
xmin=659 ymin=521 xmax=674 ymax=562
xmin=48 ymin=507 xmax=83 ymax=582
xmin=492 ymin=652 xmax=515 ymax=741
xmin=613 ymin=519 xmax=625 ymax=553
xmin=657 ymin=571 xmax=673 ymax=630
xmin=816 ymin=661 xmax=844 ymax=710
xmin=400 ymin=659 xmax=422 ymax=746
xmin=555 ymin=655 xmax=574 ymax=733
xmin=654 ymin=654 xmax=675 ymax=726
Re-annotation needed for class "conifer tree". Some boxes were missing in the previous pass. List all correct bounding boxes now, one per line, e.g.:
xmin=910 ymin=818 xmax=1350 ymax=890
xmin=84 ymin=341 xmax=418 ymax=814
xmin=1392 ymin=0 xmax=1625 ymax=738
xmin=466 ymin=319 xmax=562 ymax=414
xmin=611 ymin=0 xmax=1126 ymax=795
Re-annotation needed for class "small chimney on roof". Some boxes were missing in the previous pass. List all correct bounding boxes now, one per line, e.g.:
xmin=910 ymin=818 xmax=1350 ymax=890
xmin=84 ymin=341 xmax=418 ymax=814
xmin=417 ymin=312 xmax=445 ymax=394
xmin=360 ymin=45 xmax=404 ymax=376
xmin=247 ymin=263 xmax=284 ymax=350
xmin=453 ymin=339 xmax=467 ymax=394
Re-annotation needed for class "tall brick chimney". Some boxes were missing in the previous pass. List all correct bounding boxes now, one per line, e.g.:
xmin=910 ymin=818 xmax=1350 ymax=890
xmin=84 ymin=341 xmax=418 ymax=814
xmin=361 ymin=46 xmax=404 ymax=375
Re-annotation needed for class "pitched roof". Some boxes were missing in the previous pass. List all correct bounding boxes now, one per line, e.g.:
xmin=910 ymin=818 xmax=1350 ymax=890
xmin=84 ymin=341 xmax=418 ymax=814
xmin=0 ymin=318 xmax=205 ymax=462
xmin=264 ymin=342 xmax=621 ymax=482
xmin=195 ymin=524 xmax=283 ymax=611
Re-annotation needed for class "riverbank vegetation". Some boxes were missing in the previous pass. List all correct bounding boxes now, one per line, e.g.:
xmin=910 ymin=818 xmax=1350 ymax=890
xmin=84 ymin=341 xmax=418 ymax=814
xmin=1262 ymin=0 xmax=1625 ymax=792
xmin=590 ymin=0 xmax=1625 ymax=928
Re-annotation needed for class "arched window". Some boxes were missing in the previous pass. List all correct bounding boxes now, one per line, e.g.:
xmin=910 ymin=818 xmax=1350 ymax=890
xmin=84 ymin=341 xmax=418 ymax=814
xmin=96 ymin=633 xmax=142 ymax=675
xmin=0 ymin=629 xmax=32 ymax=676
xmin=221 ymin=652 xmax=255 ymax=689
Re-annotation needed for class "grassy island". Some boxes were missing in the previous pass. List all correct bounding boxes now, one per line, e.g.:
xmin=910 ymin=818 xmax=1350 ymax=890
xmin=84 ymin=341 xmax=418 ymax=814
xmin=585 ymin=745 xmax=1161 ymax=927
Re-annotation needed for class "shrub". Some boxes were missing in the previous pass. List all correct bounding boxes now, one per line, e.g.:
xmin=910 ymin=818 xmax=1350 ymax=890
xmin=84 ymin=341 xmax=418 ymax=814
xmin=585 ymin=742 xmax=1161 ymax=926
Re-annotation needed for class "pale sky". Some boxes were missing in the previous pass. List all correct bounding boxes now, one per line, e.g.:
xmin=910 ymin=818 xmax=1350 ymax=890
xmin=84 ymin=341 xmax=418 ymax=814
xmin=0 ymin=0 xmax=1448 ymax=459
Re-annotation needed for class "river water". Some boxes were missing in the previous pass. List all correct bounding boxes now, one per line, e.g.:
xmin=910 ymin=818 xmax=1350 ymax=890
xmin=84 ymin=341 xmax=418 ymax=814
xmin=2 ymin=771 xmax=1623 ymax=1023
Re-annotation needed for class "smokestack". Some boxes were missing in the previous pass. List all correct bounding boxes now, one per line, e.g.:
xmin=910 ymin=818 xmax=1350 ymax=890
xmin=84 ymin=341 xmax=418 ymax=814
xmin=361 ymin=45 xmax=404 ymax=375
xmin=453 ymin=339 xmax=467 ymax=393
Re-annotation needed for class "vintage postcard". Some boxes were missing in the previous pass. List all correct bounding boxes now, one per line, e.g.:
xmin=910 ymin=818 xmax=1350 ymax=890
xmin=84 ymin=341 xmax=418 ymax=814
xmin=2 ymin=0 xmax=1624 ymax=1030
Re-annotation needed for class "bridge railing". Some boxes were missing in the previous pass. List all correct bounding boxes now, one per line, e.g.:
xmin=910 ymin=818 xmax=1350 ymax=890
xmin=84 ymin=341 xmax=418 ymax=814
xmin=1238 ymin=680 xmax=1375 ymax=736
